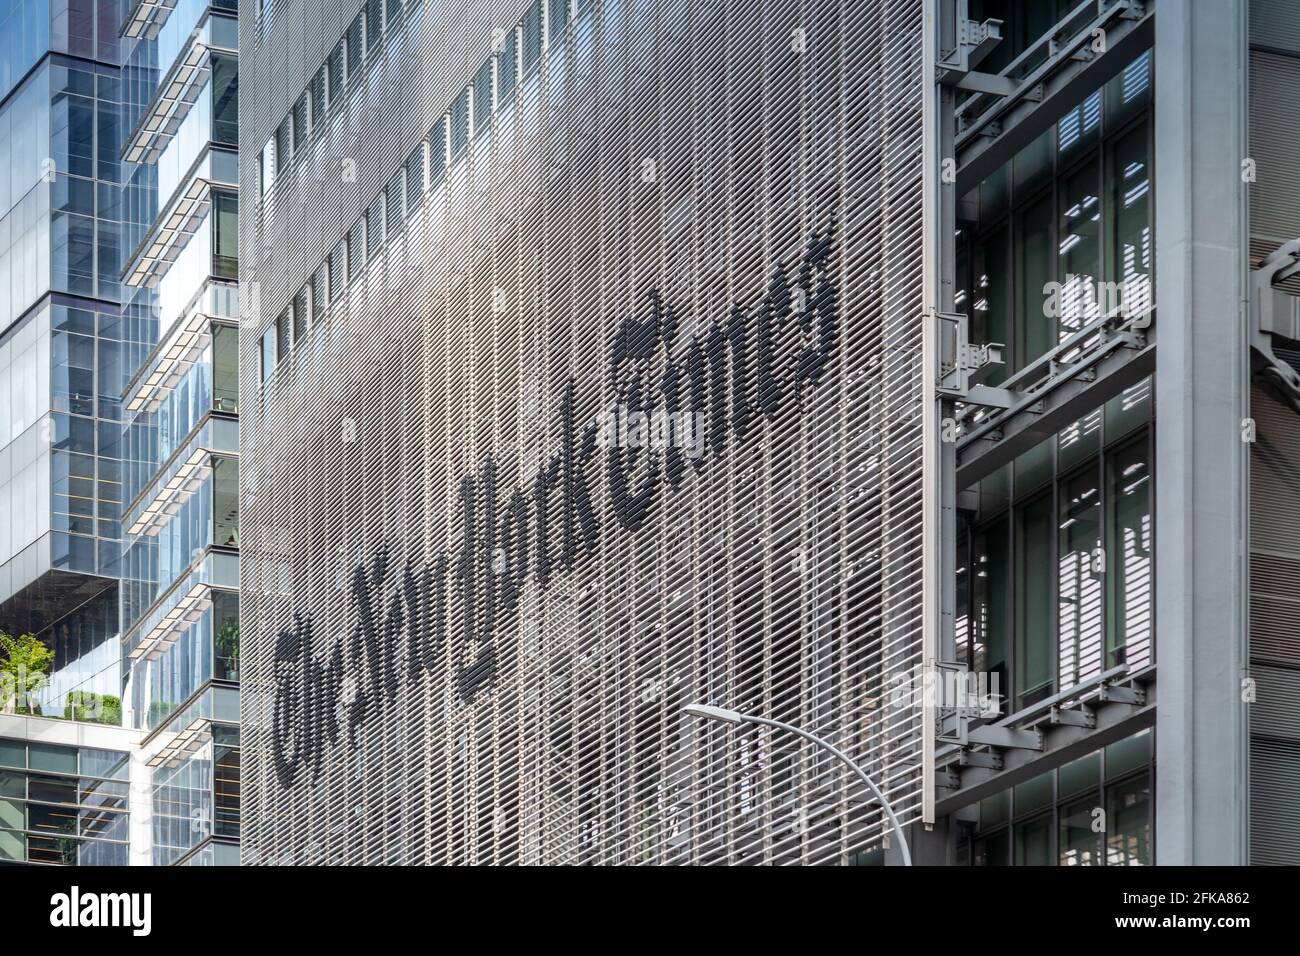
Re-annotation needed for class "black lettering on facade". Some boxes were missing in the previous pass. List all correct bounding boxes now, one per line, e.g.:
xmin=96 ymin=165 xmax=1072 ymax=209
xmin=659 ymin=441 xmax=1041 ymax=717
xmin=271 ymin=221 xmax=839 ymax=774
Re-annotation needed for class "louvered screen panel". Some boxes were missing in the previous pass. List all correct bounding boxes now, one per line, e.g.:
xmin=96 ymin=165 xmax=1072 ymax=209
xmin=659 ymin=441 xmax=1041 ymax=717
xmin=1249 ymin=50 xmax=1300 ymax=264
xmin=1251 ymin=0 xmax=1300 ymax=56
xmin=240 ymin=0 xmax=927 ymax=865
xmin=1249 ymin=386 xmax=1300 ymax=864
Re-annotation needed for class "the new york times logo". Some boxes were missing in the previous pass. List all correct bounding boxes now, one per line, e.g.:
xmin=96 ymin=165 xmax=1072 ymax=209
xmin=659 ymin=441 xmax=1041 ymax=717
xmin=271 ymin=221 xmax=838 ymax=787
xmin=49 ymin=887 xmax=151 ymax=937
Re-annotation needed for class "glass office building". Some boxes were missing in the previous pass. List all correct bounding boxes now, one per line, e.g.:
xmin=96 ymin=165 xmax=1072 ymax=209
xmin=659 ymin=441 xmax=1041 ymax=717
xmin=0 ymin=0 xmax=130 ymax=729
xmin=934 ymin=0 xmax=1297 ymax=866
xmin=116 ymin=0 xmax=242 ymax=865
xmin=0 ymin=0 xmax=165 ymax=868
xmin=0 ymin=734 xmax=132 ymax=865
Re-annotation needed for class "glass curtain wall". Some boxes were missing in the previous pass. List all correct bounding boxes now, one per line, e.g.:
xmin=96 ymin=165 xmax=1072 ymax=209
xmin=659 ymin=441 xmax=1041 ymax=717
xmin=956 ymin=51 xmax=1152 ymax=379
xmin=0 ymin=738 xmax=129 ymax=865
xmin=964 ymin=730 xmax=1154 ymax=866
xmin=956 ymin=414 xmax=1152 ymax=713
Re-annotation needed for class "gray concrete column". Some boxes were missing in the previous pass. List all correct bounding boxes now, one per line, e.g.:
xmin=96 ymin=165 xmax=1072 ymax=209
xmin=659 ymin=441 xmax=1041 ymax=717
xmin=1154 ymin=0 xmax=1250 ymax=865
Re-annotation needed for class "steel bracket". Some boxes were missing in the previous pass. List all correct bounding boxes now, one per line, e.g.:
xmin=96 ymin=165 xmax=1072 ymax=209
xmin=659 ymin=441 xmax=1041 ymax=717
xmin=1050 ymin=704 xmax=1096 ymax=729
xmin=1249 ymin=238 xmax=1300 ymax=412
xmin=966 ymin=725 xmax=1043 ymax=751
xmin=959 ymin=750 xmax=1003 ymax=770
xmin=938 ymin=14 xmax=1004 ymax=78
xmin=1098 ymin=683 xmax=1145 ymax=706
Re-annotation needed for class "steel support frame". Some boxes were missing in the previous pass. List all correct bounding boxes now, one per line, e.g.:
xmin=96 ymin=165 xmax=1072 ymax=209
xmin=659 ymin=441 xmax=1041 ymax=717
xmin=922 ymin=0 xmax=961 ymax=835
xmin=1249 ymin=240 xmax=1300 ymax=411
xmin=932 ymin=1 xmax=1252 ymax=862
xmin=954 ymin=0 xmax=1154 ymax=192
xmin=926 ymin=0 xmax=1175 ymax=844
xmin=934 ymin=678 xmax=1157 ymax=816
xmin=949 ymin=0 xmax=1158 ymax=491
xmin=956 ymin=338 xmax=1155 ymax=488
xmin=1153 ymin=0 xmax=1250 ymax=865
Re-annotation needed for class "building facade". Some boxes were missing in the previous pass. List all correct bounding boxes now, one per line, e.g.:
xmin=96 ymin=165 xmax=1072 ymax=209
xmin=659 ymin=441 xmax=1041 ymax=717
xmin=0 ymin=0 xmax=148 ymax=866
xmin=239 ymin=0 xmax=1298 ymax=866
xmin=116 ymin=0 xmax=242 ymax=865
xmin=930 ymin=0 xmax=1298 ymax=868
xmin=0 ymin=0 xmax=244 ymax=868
xmin=241 ymin=0 xmax=926 ymax=865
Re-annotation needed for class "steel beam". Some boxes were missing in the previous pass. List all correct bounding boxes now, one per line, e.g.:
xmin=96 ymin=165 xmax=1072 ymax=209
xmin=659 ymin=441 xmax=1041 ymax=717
xmin=956 ymin=341 xmax=1154 ymax=489
xmin=934 ymin=683 xmax=1157 ymax=817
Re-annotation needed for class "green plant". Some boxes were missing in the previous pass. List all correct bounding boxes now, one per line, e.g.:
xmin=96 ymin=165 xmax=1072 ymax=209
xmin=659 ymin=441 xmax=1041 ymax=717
xmin=64 ymin=692 xmax=122 ymax=726
xmin=215 ymin=617 xmax=240 ymax=680
xmin=0 ymin=631 xmax=54 ymax=716
xmin=54 ymin=834 xmax=79 ymax=865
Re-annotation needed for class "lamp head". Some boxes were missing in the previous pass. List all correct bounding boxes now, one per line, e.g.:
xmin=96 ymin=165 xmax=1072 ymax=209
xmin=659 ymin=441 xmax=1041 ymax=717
xmin=684 ymin=703 xmax=745 ymax=724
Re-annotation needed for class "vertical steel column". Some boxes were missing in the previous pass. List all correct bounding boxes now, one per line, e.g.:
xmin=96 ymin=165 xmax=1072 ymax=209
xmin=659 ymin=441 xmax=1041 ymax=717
xmin=1154 ymin=0 xmax=1250 ymax=865
xmin=921 ymin=0 xmax=959 ymax=830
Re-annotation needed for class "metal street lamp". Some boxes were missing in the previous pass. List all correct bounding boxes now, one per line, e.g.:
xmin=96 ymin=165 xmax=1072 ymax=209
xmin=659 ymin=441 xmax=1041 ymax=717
xmin=684 ymin=703 xmax=913 ymax=866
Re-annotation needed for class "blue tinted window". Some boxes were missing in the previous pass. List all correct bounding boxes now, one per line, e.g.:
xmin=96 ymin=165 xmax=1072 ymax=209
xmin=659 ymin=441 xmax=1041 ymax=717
xmin=0 ymin=0 xmax=51 ymax=103
xmin=549 ymin=0 xmax=568 ymax=37
xmin=497 ymin=28 xmax=517 ymax=101
xmin=51 ymin=211 xmax=96 ymax=297
xmin=473 ymin=59 xmax=492 ymax=133
xmin=428 ymin=117 xmax=446 ymax=183
xmin=450 ymin=88 xmax=469 ymax=156
xmin=51 ymin=91 xmax=95 ymax=178
xmin=261 ymin=325 xmax=276 ymax=381
xmin=523 ymin=2 xmax=541 ymax=72
xmin=366 ymin=0 xmax=381 ymax=52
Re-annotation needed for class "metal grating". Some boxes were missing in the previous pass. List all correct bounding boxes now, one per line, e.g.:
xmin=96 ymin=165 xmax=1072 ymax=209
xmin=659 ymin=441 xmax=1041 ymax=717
xmin=240 ymin=0 xmax=927 ymax=865
xmin=1249 ymin=50 xmax=1300 ymax=257
xmin=1249 ymin=385 xmax=1300 ymax=864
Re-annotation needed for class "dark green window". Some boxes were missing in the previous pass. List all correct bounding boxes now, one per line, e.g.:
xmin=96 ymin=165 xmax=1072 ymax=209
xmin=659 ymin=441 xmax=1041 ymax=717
xmin=1058 ymin=797 xmax=1103 ymax=866
xmin=1015 ymin=195 xmax=1053 ymax=372
xmin=327 ymin=41 xmax=344 ymax=105
xmin=1106 ymin=437 xmax=1152 ymax=668
xmin=213 ymin=456 xmax=239 ymax=548
xmin=213 ymin=323 xmax=238 ymax=413
xmin=1058 ymin=466 xmax=1102 ymax=688
xmin=312 ymin=262 xmax=329 ymax=322
xmin=971 ymin=516 xmax=1009 ymax=711
xmin=212 ymin=191 xmax=238 ymax=279
xmin=291 ymin=92 xmax=307 ymax=150
xmin=1016 ymin=493 xmax=1053 ymax=707
xmin=211 ymin=54 xmax=238 ymax=146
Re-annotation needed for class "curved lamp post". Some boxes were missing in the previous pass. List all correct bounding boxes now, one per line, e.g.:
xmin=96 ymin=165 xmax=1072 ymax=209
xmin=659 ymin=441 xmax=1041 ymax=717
xmin=684 ymin=703 xmax=912 ymax=866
